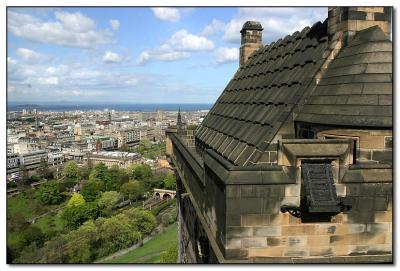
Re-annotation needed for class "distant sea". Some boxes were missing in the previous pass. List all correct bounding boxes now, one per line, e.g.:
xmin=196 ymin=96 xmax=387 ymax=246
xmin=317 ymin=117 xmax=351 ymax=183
xmin=7 ymin=103 xmax=213 ymax=112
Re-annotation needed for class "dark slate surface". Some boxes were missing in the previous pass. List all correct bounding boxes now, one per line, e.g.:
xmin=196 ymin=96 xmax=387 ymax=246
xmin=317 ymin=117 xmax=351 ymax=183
xmin=195 ymin=21 xmax=329 ymax=166
xmin=296 ymin=26 xmax=392 ymax=127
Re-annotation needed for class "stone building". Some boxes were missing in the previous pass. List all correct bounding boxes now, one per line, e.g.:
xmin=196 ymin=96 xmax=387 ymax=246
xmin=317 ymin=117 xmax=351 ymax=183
xmin=166 ymin=7 xmax=392 ymax=263
xmin=88 ymin=151 xmax=141 ymax=169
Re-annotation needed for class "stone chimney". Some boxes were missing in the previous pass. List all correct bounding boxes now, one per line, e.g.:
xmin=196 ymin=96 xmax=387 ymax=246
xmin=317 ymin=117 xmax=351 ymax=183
xmin=239 ymin=21 xmax=263 ymax=66
xmin=328 ymin=7 xmax=391 ymax=45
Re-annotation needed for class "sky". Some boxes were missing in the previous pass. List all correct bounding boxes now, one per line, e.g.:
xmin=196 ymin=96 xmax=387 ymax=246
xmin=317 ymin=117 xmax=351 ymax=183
xmin=7 ymin=7 xmax=327 ymax=104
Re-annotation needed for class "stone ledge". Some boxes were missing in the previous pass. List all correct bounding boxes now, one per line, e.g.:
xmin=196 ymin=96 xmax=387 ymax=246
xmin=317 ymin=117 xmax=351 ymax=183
xmin=247 ymin=254 xmax=392 ymax=263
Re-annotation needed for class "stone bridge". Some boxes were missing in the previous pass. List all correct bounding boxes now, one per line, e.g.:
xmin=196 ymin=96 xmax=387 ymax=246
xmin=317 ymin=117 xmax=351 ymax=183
xmin=153 ymin=188 xmax=176 ymax=200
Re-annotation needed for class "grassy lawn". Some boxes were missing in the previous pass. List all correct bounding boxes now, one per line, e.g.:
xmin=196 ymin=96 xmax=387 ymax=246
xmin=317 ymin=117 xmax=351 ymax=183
xmin=8 ymin=189 xmax=69 ymax=243
xmin=103 ymin=223 xmax=177 ymax=263
xmin=35 ymin=211 xmax=65 ymax=234
xmin=7 ymin=193 xmax=45 ymax=220
xmin=7 ymin=189 xmax=68 ymax=221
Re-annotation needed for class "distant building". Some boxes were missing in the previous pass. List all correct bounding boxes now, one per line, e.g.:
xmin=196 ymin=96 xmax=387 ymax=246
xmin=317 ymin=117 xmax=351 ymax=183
xmin=47 ymin=150 xmax=64 ymax=166
xmin=116 ymin=129 xmax=140 ymax=149
xmin=19 ymin=150 xmax=47 ymax=171
xmin=7 ymin=153 xmax=20 ymax=174
xmin=88 ymin=151 xmax=141 ymax=169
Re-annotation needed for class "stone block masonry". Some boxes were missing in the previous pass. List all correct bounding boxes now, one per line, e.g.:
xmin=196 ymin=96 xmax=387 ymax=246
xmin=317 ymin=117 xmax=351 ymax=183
xmin=224 ymin=180 xmax=392 ymax=260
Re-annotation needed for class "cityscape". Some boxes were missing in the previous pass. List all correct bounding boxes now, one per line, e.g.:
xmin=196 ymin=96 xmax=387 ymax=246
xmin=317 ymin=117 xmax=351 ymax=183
xmin=5 ymin=5 xmax=393 ymax=267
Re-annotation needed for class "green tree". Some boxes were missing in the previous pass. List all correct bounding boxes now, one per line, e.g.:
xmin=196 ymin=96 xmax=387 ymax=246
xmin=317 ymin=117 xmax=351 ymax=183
xmin=152 ymin=170 xmax=167 ymax=188
xmin=11 ymin=225 xmax=46 ymax=254
xmin=14 ymin=244 xmax=44 ymax=263
xmin=8 ymin=212 xmax=29 ymax=233
xmin=104 ymin=165 xmax=122 ymax=191
xmin=67 ymin=193 xmax=85 ymax=208
xmin=81 ymin=180 xmax=101 ymax=202
xmin=120 ymin=180 xmax=143 ymax=201
xmin=41 ymin=236 xmax=69 ymax=263
xmin=122 ymin=208 xmax=156 ymax=235
xmin=98 ymin=191 xmax=120 ymax=216
xmin=128 ymin=164 xmax=152 ymax=181
xmin=163 ymin=172 xmax=176 ymax=190
xmin=162 ymin=208 xmax=177 ymax=227
xmin=159 ymin=243 xmax=178 ymax=263
xmin=77 ymin=165 xmax=91 ymax=181
xmin=37 ymin=181 xmax=63 ymax=205
xmin=136 ymin=139 xmax=151 ymax=155
xmin=66 ymin=220 xmax=99 ymax=263
xmin=89 ymin=163 xmax=108 ymax=183
xmin=97 ymin=214 xmax=141 ymax=257
xmin=62 ymin=193 xmax=98 ymax=229
xmin=62 ymin=161 xmax=78 ymax=180
xmin=21 ymin=225 xmax=45 ymax=248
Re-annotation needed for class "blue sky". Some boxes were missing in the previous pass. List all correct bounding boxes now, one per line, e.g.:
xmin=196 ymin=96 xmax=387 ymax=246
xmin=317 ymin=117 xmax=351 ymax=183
xmin=7 ymin=7 xmax=327 ymax=104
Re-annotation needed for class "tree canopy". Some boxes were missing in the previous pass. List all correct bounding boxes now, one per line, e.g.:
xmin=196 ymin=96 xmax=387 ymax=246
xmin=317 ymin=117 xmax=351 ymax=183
xmin=98 ymin=191 xmax=120 ymax=216
xmin=163 ymin=172 xmax=176 ymax=190
xmin=120 ymin=180 xmax=143 ymax=201
xmin=62 ymin=161 xmax=78 ymax=180
xmin=37 ymin=181 xmax=63 ymax=205
xmin=81 ymin=180 xmax=101 ymax=202
xmin=128 ymin=164 xmax=152 ymax=181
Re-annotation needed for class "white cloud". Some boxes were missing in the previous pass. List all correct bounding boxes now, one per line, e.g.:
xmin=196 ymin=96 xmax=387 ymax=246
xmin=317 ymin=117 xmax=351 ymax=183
xmin=8 ymin=10 xmax=113 ymax=49
xmin=52 ymin=90 xmax=105 ymax=97
xmin=201 ymin=19 xmax=225 ymax=36
xmin=137 ymin=29 xmax=213 ymax=65
xmin=109 ymin=19 xmax=120 ymax=30
xmin=8 ymin=85 xmax=16 ymax=93
xmin=158 ymin=51 xmax=190 ymax=61
xmin=38 ymin=76 xmax=59 ymax=85
xmin=214 ymin=47 xmax=239 ymax=64
xmin=70 ymin=70 xmax=102 ymax=79
xmin=46 ymin=65 xmax=68 ymax=75
xmin=7 ymin=57 xmax=17 ymax=65
xmin=124 ymin=79 xmax=138 ymax=86
xmin=151 ymin=8 xmax=180 ymax=22
xmin=16 ymin=48 xmax=45 ymax=63
xmin=137 ymin=49 xmax=190 ymax=65
xmin=137 ymin=52 xmax=151 ymax=65
xmin=169 ymin=30 xmax=214 ymax=51
xmin=103 ymin=50 xmax=122 ymax=63
xmin=223 ymin=7 xmax=327 ymax=44
xmin=54 ymin=11 xmax=95 ymax=32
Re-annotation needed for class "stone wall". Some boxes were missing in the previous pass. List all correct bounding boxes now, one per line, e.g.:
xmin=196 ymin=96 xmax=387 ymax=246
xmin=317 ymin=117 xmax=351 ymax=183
xmin=224 ymin=177 xmax=392 ymax=261
xmin=318 ymin=129 xmax=392 ymax=164
xmin=170 ymin=130 xmax=392 ymax=263
xmin=177 ymin=177 xmax=219 ymax=263
xmin=328 ymin=7 xmax=391 ymax=44
xmin=178 ymin=129 xmax=196 ymax=149
xmin=295 ymin=123 xmax=393 ymax=165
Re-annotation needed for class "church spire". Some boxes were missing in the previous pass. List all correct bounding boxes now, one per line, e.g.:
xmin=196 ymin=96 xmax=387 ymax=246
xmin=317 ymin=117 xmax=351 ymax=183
xmin=177 ymin=107 xmax=182 ymax=132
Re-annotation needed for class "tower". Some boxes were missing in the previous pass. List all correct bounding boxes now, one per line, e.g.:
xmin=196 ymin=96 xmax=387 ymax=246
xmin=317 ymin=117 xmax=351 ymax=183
xmin=108 ymin=111 xmax=112 ymax=122
xmin=328 ymin=7 xmax=391 ymax=45
xmin=239 ymin=21 xmax=263 ymax=66
xmin=177 ymin=107 xmax=183 ymax=133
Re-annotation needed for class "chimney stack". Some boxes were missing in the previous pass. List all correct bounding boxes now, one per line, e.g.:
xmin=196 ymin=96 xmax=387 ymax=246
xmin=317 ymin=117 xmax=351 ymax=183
xmin=239 ymin=21 xmax=263 ymax=66
xmin=328 ymin=7 xmax=391 ymax=45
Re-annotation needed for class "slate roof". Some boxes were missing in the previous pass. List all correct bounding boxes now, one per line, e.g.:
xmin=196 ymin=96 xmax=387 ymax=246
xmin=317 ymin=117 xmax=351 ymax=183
xmin=195 ymin=20 xmax=330 ymax=166
xmin=296 ymin=26 xmax=392 ymax=127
